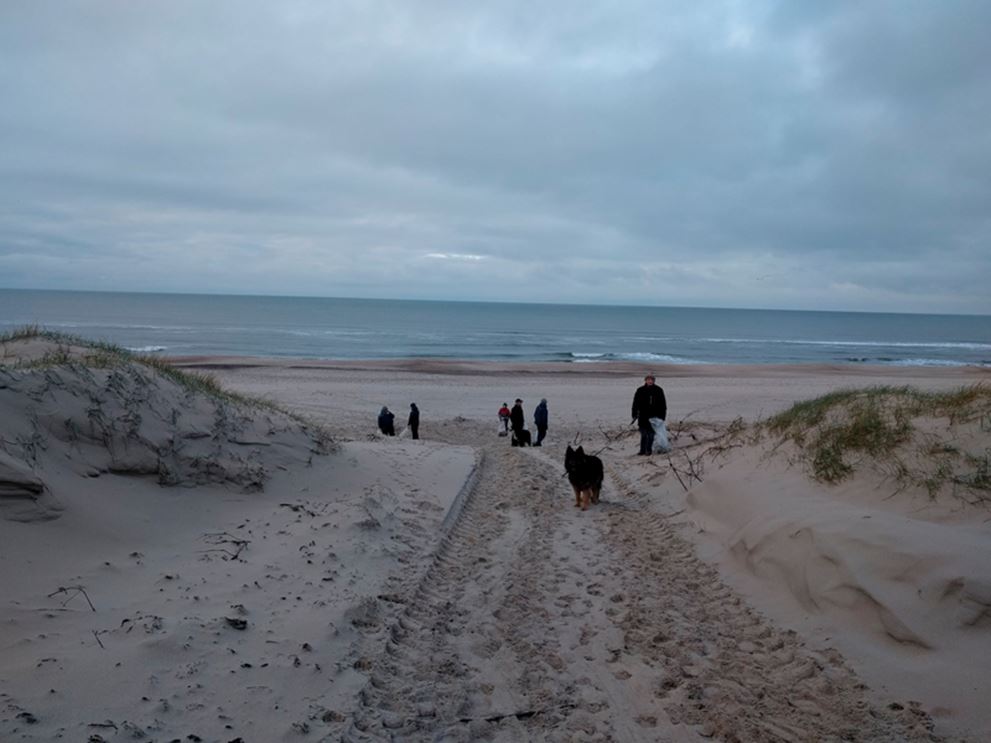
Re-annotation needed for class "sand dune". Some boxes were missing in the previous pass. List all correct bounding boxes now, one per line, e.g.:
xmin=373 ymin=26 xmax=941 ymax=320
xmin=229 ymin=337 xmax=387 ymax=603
xmin=2 ymin=342 xmax=989 ymax=740
xmin=676 ymin=454 xmax=990 ymax=735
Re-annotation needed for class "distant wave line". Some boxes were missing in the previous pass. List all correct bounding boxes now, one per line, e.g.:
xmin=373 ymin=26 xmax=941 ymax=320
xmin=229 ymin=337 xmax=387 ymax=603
xmin=698 ymin=337 xmax=991 ymax=350
xmin=845 ymin=357 xmax=990 ymax=368
xmin=3 ymin=321 xmax=198 ymax=333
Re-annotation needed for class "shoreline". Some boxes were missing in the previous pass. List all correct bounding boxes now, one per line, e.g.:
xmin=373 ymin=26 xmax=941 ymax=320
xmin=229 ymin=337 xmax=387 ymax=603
xmin=173 ymin=356 xmax=991 ymax=449
xmin=168 ymin=354 xmax=991 ymax=380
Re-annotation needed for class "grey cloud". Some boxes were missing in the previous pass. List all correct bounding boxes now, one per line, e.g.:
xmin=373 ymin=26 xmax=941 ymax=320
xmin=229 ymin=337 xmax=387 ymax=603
xmin=0 ymin=1 xmax=988 ymax=312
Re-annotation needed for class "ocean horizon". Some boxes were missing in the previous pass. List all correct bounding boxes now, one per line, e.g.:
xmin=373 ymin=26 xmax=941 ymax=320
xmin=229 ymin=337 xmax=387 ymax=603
xmin=1 ymin=288 xmax=989 ymax=367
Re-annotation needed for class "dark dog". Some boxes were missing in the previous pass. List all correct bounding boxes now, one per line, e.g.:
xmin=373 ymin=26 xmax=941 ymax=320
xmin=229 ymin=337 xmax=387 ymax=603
xmin=511 ymin=429 xmax=532 ymax=447
xmin=565 ymin=445 xmax=603 ymax=510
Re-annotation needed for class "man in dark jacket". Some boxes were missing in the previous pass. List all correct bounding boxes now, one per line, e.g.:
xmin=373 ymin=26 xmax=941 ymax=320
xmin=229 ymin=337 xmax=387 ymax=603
xmin=631 ymin=374 xmax=667 ymax=455
xmin=408 ymin=403 xmax=420 ymax=439
xmin=533 ymin=398 xmax=548 ymax=446
xmin=510 ymin=399 xmax=525 ymax=437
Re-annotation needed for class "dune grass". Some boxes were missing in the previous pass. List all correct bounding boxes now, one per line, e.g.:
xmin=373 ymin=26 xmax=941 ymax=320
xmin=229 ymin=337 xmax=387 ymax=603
xmin=0 ymin=323 xmax=45 ymax=344
xmin=764 ymin=385 xmax=991 ymax=500
xmin=1 ymin=325 xmax=297 ymax=419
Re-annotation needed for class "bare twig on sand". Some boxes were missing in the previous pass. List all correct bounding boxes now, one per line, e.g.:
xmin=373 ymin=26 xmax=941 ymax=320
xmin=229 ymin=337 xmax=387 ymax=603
xmin=47 ymin=585 xmax=96 ymax=612
xmin=701 ymin=442 xmax=744 ymax=460
xmin=92 ymin=629 xmax=107 ymax=649
xmin=201 ymin=532 xmax=250 ymax=560
xmin=669 ymin=451 xmax=705 ymax=491
xmin=460 ymin=702 xmax=578 ymax=724
xmin=280 ymin=502 xmax=317 ymax=517
xmin=597 ymin=425 xmax=631 ymax=444
xmin=669 ymin=409 xmax=701 ymax=441
xmin=669 ymin=461 xmax=690 ymax=492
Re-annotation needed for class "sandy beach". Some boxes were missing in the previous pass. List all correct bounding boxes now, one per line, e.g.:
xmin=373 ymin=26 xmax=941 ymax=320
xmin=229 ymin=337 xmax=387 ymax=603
xmin=2 ymin=343 xmax=989 ymax=741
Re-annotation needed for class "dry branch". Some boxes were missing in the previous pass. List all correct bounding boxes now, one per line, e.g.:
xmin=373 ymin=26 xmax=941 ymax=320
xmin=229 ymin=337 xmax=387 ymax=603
xmin=460 ymin=702 xmax=578 ymax=724
xmin=47 ymin=585 xmax=96 ymax=612
xmin=669 ymin=451 xmax=705 ymax=491
xmin=669 ymin=409 xmax=701 ymax=440
xmin=669 ymin=461 xmax=690 ymax=492
xmin=280 ymin=502 xmax=317 ymax=517
xmin=201 ymin=531 xmax=250 ymax=560
xmin=597 ymin=425 xmax=632 ymax=443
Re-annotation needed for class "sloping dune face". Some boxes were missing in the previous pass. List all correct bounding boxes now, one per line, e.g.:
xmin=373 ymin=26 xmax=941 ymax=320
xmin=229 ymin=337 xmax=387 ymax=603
xmin=0 ymin=338 xmax=332 ymax=522
xmin=0 ymin=338 xmax=481 ymax=742
xmin=680 ymin=386 xmax=991 ymax=733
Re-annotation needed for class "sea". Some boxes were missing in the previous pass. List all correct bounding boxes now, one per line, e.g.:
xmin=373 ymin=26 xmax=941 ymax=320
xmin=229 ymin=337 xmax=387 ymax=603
xmin=1 ymin=289 xmax=989 ymax=367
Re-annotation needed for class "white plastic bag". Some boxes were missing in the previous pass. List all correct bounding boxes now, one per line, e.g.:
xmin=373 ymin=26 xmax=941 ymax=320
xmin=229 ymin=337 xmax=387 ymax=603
xmin=650 ymin=417 xmax=671 ymax=453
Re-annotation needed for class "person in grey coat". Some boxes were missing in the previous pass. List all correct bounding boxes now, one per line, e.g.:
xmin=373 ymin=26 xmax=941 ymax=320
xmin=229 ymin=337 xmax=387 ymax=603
xmin=533 ymin=398 xmax=549 ymax=446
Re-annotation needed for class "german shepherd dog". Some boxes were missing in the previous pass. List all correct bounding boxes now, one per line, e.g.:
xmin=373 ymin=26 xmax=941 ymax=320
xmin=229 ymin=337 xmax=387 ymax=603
xmin=511 ymin=429 xmax=531 ymax=447
xmin=565 ymin=445 xmax=603 ymax=510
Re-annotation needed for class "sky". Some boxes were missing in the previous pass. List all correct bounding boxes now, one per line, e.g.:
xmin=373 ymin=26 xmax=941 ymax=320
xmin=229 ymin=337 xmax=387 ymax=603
xmin=1 ymin=1 xmax=989 ymax=314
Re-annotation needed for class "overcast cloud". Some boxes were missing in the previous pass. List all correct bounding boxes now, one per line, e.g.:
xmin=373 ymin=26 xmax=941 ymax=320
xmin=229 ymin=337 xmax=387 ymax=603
xmin=1 ymin=1 xmax=989 ymax=313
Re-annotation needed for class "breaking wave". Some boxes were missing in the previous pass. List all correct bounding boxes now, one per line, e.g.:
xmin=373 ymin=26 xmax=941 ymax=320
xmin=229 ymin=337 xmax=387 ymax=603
xmin=567 ymin=351 xmax=700 ymax=364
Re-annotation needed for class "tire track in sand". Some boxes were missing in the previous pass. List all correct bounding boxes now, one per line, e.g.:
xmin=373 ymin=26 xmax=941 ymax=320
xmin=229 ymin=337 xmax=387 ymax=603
xmin=343 ymin=424 xmax=669 ymax=742
xmin=342 ymin=437 xmax=569 ymax=740
xmin=340 ymin=421 xmax=939 ymax=741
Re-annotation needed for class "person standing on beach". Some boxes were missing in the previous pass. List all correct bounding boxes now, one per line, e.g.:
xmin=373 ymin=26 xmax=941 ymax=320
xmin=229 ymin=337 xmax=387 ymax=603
xmin=631 ymin=374 xmax=666 ymax=455
xmin=378 ymin=406 xmax=395 ymax=436
xmin=510 ymin=399 xmax=525 ymax=437
xmin=533 ymin=398 xmax=549 ymax=446
xmin=408 ymin=403 xmax=419 ymax=439
xmin=498 ymin=402 xmax=511 ymax=435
